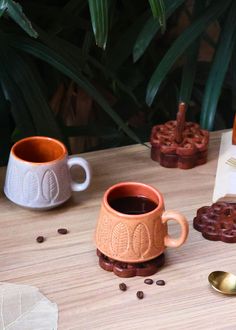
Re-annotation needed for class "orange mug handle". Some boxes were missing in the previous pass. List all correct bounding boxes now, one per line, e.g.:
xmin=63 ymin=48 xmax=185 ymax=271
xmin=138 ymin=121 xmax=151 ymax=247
xmin=162 ymin=210 xmax=189 ymax=248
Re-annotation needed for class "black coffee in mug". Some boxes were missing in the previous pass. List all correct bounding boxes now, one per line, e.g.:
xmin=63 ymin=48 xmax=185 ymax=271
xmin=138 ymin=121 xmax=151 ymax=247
xmin=109 ymin=196 xmax=157 ymax=215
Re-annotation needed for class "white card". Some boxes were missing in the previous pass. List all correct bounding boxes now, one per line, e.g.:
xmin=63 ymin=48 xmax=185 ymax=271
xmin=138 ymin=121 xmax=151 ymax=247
xmin=213 ymin=130 xmax=236 ymax=202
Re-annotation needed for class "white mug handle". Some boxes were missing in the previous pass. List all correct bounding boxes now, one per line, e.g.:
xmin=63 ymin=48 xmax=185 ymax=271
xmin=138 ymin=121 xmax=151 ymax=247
xmin=67 ymin=156 xmax=91 ymax=191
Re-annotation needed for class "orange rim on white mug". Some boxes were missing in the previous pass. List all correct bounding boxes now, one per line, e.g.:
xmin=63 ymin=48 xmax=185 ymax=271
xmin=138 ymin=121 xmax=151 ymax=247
xmin=11 ymin=136 xmax=67 ymax=164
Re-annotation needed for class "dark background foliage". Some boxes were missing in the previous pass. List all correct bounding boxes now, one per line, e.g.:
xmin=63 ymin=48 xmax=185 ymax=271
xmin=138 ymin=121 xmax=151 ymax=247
xmin=0 ymin=0 xmax=235 ymax=166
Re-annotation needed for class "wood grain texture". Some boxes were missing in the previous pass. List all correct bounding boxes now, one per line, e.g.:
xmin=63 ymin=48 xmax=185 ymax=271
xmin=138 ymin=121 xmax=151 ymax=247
xmin=0 ymin=131 xmax=234 ymax=330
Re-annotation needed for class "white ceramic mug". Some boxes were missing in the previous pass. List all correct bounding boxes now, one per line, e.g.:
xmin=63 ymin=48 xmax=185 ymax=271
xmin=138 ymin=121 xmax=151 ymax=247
xmin=4 ymin=136 xmax=91 ymax=210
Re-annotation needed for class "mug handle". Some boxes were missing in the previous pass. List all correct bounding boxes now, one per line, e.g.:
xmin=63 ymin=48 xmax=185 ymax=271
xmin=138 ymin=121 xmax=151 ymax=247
xmin=67 ymin=156 xmax=91 ymax=192
xmin=162 ymin=210 xmax=189 ymax=248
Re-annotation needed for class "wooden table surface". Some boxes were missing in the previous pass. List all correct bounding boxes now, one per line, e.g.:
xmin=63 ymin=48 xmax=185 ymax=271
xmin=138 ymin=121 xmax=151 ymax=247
xmin=0 ymin=130 xmax=235 ymax=330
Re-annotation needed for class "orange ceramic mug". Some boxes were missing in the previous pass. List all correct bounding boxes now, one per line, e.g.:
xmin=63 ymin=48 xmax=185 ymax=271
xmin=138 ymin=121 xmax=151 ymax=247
xmin=95 ymin=182 xmax=189 ymax=263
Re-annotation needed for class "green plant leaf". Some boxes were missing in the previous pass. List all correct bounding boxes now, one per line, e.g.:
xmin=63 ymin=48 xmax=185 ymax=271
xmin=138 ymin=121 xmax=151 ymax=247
xmin=0 ymin=43 xmax=62 ymax=139
xmin=0 ymin=53 xmax=36 ymax=136
xmin=107 ymin=10 xmax=150 ymax=71
xmin=0 ymin=0 xmax=38 ymax=38
xmin=41 ymin=27 xmax=141 ymax=107
xmin=133 ymin=0 xmax=185 ymax=62
xmin=34 ymin=30 xmax=140 ymax=105
xmin=10 ymin=55 xmax=62 ymax=138
xmin=88 ymin=0 xmax=108 ymax=49
xmin=0 ymin=7 xmax=5 ymax=17
xmin=146 ymin=0 xmax=232 ymax=106
xmin=48 ymin=0 xmax=86 ymax=35
xmin=148 ymin=0 xmax=166 ymax=33
xmin=8 ymin=31 xmax=142 ymax=144
xmin=82 ymin=31 xmax=93 ymax=65
xmin=179 ymin=43 xmax=199 ymax=104
xmin=200 ymin=1 xmax=236 ymax=130
xmin=88 ymin=56 xmax=141 ymax=106
xmin=179 ymin=0 xmax=205 ymax=104
xmin=0 ymin=85 xmax=12 ymax=165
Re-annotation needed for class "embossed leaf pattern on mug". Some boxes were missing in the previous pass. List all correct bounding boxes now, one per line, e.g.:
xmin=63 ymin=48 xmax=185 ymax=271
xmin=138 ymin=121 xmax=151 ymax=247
xmin=111 ymin=222 xmax=129 ymax=256
xmin=42 ymin=170 xmax=59 ymax=202
xmin=23 ymin=171 xmax=39 ymax=202
xmin=132 ymin=223 xmax=150 ymax=258
xmin=98 ymin=215 xmax=111 ymax=249
xmin=6 ymin=165 xmax=19 ymax=197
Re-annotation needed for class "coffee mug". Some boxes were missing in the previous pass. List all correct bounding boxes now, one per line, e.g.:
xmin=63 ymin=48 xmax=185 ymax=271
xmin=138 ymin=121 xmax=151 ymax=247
xmin=4 ymin=136 xmax=91 ymax=210
xmin=95 ymin=182 xmax=188 ymax=263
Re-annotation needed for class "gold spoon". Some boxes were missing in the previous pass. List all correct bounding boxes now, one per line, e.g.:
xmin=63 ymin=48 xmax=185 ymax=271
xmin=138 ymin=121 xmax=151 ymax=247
xmin=208 ymin=271 xmax=236 ymax=295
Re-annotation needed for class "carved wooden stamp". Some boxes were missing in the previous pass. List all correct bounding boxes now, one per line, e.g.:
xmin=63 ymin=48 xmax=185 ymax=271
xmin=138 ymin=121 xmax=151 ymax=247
xmin=150 ymin=103 xmax=209 ymax=169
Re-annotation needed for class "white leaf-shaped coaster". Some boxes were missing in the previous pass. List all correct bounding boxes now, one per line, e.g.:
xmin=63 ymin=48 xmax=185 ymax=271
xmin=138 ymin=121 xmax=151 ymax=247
xmin=0 ymin=283 xmax=58 ymax=330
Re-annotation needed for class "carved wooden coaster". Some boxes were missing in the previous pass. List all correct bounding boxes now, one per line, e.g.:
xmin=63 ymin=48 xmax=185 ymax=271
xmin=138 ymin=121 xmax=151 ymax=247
xmin=97 ymin=249 xmax=165 ymax=277
xmin=150 ymin=103 xmax=209 ymax=169
xmin=193 ymin=202 xmax=236 ymax=243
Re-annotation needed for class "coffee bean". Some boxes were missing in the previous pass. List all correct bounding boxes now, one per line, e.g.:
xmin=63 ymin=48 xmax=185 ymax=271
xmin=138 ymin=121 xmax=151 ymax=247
xmin=36 ymin=236 xmax=45 ymax=243
xmin=119 ymin=283 xmax=127 ymax=291
xmin=57 ymin=228 xmax=68 ymax=235
xmin=156 ymin=280 xmax=165 ymax=286
xmin=136 ymin=291 xmax=144 ymax=299
xmin=144 ymin=278 xmax=153 ymax=285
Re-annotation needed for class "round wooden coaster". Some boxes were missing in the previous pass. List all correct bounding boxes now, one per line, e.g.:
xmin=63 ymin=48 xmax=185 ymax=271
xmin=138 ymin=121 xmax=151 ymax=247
xmin=193 ymin=202 xmax=236 ymax=243
xmin=97 ymin=249 xmax=165 ymax=278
